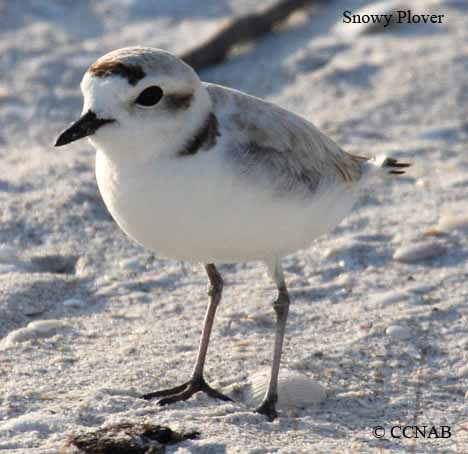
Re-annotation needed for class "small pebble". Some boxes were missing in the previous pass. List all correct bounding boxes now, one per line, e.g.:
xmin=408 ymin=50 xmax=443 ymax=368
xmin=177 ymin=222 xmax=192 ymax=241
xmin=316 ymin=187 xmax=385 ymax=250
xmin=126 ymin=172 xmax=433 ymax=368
xmin=406 ymin=283 xmax=436 ymax=294
xmin=0 ymin=244 xmax=18 ymax=262
xmin=335 ymin=273 xmax=354 ymax=288
xmin=438 ymin=215 xmax=468 ymax=233
xmin=2 ymin=328 xmax=32 ymax=347
xmin=119 ymin=257 xmax=144 ymax=272
xmin=63 ymin=298 xmax=86 ymax=308
xmin=406 ymin=345 xmax=422 ymax=359
xmin=386 ymin=325 xmax=412 ymax=340
xmin=27 ymin=320 xmax=68 ymax=335
xmin=393 ymin=242 xmax=446 ymax=263
xmin=1 ymin=320 xmax=69 ymax=349
xmin=372 ymin=290 xmax=408 ymax=306
xmin=457 ymin=365 xmax=468 ymax=379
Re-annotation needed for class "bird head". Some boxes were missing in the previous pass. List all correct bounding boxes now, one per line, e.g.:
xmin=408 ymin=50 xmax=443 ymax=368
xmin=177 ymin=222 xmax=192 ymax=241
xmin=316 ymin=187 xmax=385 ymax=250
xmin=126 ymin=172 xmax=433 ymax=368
xmin=55 ymin=47 xmax=210 ymax=160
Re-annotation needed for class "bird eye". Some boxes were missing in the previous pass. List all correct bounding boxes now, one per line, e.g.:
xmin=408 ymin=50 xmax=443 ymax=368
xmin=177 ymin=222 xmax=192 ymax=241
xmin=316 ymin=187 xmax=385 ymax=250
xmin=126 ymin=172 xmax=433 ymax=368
xmin=135 ymin=86 xmax=163 ymax=107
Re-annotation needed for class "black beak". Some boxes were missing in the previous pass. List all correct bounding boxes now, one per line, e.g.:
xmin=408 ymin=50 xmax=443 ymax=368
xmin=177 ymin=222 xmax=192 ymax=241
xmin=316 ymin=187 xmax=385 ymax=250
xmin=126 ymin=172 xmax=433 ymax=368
xmin=55 ymin=110 xmax=115 ymax=147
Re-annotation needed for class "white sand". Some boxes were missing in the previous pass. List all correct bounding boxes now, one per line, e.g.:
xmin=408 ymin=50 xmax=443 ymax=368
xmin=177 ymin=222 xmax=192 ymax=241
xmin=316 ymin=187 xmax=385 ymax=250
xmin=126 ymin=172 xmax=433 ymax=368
xmin=1 ymin=0 xmax=467 ymax=452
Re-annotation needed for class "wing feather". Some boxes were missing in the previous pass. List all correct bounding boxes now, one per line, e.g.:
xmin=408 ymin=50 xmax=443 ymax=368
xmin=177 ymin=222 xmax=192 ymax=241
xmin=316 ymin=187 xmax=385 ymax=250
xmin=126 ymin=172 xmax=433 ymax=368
xmin=206 ymin=83 xmax=364 ymax=194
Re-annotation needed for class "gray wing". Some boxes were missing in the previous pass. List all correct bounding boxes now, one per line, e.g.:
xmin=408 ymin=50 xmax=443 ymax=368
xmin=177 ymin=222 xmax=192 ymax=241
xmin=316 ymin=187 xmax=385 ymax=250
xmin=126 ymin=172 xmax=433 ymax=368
xmin=206 ymin=83 xmax=366 ymax=195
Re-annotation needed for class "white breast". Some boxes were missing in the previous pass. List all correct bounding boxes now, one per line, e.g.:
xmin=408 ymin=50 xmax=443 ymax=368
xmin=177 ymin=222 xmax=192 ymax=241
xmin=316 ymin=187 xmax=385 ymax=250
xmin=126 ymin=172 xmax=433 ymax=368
xmin=95 ymin=146 xmax=359 ymax=263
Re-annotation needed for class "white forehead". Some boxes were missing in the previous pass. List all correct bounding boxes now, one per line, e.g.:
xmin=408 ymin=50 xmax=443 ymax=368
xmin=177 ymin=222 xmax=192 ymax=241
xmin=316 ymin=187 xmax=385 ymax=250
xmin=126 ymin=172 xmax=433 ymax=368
xmin=80 ymin=47 xmax=199 ymax=111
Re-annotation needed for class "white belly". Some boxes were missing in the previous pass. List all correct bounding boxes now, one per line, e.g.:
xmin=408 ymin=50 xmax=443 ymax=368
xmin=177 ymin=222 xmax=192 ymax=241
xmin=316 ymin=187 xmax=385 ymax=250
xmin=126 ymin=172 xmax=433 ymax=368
xmin=95 ymin=150 xmax=358 ymax=263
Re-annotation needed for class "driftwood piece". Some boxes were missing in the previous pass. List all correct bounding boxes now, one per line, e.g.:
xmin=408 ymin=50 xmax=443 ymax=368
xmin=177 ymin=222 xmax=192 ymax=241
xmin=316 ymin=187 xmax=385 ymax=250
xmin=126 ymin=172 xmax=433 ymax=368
xmin=181 ymin=0 xmax=319 ymax=71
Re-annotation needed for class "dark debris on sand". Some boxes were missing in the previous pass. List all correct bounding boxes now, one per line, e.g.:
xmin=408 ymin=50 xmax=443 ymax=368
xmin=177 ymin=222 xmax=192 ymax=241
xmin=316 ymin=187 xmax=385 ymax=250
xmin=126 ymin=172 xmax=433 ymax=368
xmin=62 ymin=422 xmax=200 ymax=453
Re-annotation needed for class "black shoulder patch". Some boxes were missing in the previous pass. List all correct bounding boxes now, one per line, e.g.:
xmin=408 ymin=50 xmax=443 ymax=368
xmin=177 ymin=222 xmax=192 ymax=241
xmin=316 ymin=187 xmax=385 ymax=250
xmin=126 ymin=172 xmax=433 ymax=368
xmin=89 ymin=60 xmax=146 ymax=86
xmin=178 ymin=113 xmax=220 ymax=156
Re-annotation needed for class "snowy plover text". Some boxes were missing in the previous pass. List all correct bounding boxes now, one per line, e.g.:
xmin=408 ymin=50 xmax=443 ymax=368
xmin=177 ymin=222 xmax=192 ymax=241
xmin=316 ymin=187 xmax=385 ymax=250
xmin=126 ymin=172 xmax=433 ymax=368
xmin=56 ymin=47 xmax=409 ymax=420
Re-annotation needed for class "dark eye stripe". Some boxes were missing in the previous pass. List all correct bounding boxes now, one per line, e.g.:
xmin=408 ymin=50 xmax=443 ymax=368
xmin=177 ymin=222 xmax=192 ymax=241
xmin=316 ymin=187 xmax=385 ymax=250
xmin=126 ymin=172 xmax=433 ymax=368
xmin=135 ymin=86 xmax=163 ymax=107
xmin=165 ymin=93 xmax=193 ymax=110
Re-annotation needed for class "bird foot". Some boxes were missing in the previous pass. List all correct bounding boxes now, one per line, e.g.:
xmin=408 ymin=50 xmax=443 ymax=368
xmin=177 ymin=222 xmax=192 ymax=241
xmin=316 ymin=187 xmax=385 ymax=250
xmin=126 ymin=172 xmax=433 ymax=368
xmin=255 ymin=399 xmax=278 ymax=421
xmin=141 ymin=376 xmax=232 ymax=406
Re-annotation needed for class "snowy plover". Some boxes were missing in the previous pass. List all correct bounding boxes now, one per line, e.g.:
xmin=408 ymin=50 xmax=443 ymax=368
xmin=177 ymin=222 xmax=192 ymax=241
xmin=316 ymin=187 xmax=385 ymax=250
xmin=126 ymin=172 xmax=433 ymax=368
xmin=56 ymin=47 xmax=409 ymax=420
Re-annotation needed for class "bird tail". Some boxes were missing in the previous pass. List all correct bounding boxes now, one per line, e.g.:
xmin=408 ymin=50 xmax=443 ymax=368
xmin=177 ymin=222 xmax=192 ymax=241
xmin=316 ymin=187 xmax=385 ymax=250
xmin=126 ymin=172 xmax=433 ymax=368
xmin=351 ymin=154 xmax=411 ymax=177
xmin=375 ymin=155 xmax=411 ymax=175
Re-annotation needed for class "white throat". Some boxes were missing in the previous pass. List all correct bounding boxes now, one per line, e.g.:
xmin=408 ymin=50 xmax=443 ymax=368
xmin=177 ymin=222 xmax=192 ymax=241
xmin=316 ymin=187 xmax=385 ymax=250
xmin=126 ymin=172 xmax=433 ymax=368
xmin=89 ymin=81 xmax=212 ymax=167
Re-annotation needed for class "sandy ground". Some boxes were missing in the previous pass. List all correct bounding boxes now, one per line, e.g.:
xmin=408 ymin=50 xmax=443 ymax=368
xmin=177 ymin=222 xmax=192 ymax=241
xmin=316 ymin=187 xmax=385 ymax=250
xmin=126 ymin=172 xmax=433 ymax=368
xmin=1 ymin=0 xmax=467 ymax=452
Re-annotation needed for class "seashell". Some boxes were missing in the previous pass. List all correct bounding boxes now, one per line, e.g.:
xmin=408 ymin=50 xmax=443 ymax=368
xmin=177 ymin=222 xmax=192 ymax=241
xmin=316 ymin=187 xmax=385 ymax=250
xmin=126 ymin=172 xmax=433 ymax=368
xmin=245 ymin=368 xmax=326 ymax=410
